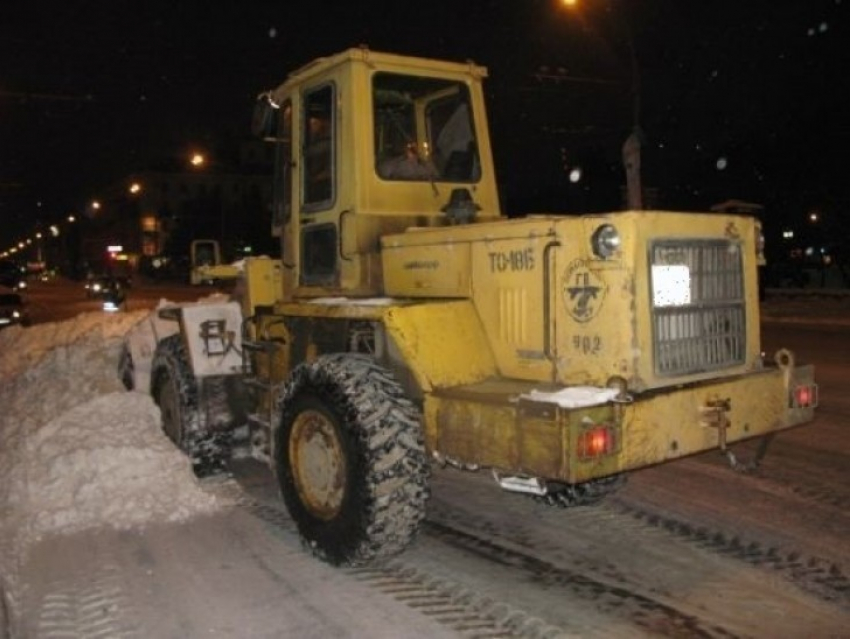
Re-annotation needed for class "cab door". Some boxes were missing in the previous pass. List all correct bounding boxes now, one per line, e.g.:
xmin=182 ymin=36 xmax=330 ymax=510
xmin=298 ymin=82 xmax=339 ymax=289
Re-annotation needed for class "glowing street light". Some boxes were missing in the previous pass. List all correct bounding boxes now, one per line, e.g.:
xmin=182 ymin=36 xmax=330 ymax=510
xmin=190 ymin=152 xmax=206 ymax=168
xmin=129 ymin=182 xmax=142 ymax=194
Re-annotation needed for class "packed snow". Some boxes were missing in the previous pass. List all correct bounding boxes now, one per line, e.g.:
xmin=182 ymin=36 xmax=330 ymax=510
xmin=0 ymin=311 xmax=224 ymax=612
xmin=521 ymin=386 xmax=620 ymax=408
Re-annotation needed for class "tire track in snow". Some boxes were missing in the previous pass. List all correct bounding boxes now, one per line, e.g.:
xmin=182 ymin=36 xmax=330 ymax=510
xmin=34 ymin=561 xmax=138 ymax=638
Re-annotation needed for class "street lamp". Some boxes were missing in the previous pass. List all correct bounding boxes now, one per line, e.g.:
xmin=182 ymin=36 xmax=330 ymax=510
xmin=558 ymin=0 xmax=643 ymax=210
xmin=34 ymin=232 xmax=44 ymax=265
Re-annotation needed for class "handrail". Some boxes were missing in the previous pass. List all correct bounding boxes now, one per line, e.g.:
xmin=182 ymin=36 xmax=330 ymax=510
xmin=542 ymin=239 xmax=561 ymax=362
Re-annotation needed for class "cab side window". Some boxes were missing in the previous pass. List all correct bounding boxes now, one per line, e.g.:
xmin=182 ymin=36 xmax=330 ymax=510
xmin=272 ymin=100 xmax=293 ymax=235
xmin=302 ymin=85 xmax=334 ymax=210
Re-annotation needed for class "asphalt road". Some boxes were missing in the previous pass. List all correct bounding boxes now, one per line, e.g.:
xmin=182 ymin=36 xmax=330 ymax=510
xmin=8 ymin=276 xmax=850 ymax=638
xmin=20 ymin=276 xmax=234 ymax=326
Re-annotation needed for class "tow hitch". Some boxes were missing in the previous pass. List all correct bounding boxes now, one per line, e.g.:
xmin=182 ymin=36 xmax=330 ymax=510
xmin=700 ymin=397 xmax=771 ymax=473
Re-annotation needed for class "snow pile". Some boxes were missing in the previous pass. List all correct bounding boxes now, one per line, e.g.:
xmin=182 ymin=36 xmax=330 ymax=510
xmin=0 ymin=311 xmax=224 ymax=583
xmin=0 ymin=310 xmax=146 ymax=381
xmin=521 ymin=386 xmax=620 ymax=408
xmin=19 ymin=392 xmax=221 ymax=533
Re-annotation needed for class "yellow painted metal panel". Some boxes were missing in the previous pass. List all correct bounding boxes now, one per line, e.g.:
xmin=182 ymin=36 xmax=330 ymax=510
xmin=552 ymin=211 xmax=765 ymax=391
xmin=421 ymin=362 xmax=813 ymax=485
xmin=243 ymin=257 xmax=283 ymax=310
xmin=514 ymin=402 xmax=566 ymax=479
xmin=617 ymin=366 xmax=791 ymax=470
xmin=433 ymin=398 xmax=518 ymax=469
xmin=470 ymin=233 xmax=557 ymax=381
xmin=382 ymin=240 xmax=471 ymax=297
xmin=382 ymin=300 xmax=497 ymax=391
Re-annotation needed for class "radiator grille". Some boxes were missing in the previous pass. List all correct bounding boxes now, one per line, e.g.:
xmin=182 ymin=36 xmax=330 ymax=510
xmin=650 ymin=240 xmax=746 ymax=376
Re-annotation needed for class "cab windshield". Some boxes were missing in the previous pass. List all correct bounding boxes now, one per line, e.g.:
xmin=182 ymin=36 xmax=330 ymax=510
xmin=373 ymin=73 xmax=480 ymax=183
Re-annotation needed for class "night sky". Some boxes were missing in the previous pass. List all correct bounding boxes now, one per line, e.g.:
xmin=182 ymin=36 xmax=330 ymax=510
xmin=1 ymin=0 xmax=846 ymax=248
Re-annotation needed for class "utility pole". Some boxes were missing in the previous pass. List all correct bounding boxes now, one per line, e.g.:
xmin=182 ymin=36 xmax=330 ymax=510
xmin=558 ymin=0 xmax=644 ymax=210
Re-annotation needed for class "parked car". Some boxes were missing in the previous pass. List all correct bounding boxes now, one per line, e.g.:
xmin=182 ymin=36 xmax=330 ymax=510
xmin=85 ymin=275 xmax=110 ymax=298
xmin=85 ymin=274 xmax=131 ymax=298
xmin=101 ymin=278 xmax=128 ymax=312
xmin=0 ymin=287 xmax=29 ymax=329
xmin=0 ymin=260 xmax=27 ymax=291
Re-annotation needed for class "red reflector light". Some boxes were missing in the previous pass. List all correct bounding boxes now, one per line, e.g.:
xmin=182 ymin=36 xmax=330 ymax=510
xmin=577 ymin=425 xmax=617 ymax=460
xmin=792 ymin=384 xmax=818 ymax=408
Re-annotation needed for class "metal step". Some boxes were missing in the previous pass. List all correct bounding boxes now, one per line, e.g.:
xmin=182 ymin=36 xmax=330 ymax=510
xmin=242 ymin=340 xmax=278 ymax=354
xmin=244 ymin=377 xmax=274 ymax=392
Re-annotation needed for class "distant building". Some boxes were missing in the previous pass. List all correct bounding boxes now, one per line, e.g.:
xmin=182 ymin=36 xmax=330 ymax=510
xmin=79 ymin=141 xmax=273 ymax=275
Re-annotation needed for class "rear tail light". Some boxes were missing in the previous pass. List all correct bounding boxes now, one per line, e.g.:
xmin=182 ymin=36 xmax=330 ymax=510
xmin=791 ymin=383 xmax=818 ymax=409
xmin=577 ymin=424 xmax=618 ymax=460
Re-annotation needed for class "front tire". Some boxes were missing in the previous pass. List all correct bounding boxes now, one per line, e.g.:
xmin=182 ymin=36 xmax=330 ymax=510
xmin=151 ymin=335 xmax=199 ymax=452
xmin=118 ymin=343 xmax=134 ymax=390
xmin=276 ymin=354 xmax=430 ymax=566
xmin=150 ymin=336 xmax=234 ymax=476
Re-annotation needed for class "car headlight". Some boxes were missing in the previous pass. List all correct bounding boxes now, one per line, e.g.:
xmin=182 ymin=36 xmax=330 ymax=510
xmin=591 ymin=224 xmax=621 ymax=259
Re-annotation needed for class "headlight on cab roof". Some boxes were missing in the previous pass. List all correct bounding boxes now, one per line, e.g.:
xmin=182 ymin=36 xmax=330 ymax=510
xmin=591 ymin=224 xmax=621 ymax=259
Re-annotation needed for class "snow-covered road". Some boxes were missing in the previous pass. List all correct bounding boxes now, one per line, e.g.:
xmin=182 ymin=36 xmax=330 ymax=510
xmin=0 ymin=310 xmax=540 ymax=638
xmin=2 ymin=293 xmax=849 ymax=638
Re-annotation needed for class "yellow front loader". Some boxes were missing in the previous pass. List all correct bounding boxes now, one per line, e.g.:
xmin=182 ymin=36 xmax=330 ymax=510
xmin=123 ymin=48 xmax=817 ymax=566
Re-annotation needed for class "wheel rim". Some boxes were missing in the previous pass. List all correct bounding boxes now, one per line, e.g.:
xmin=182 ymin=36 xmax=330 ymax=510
xmin=158 ymin=374 xmax=183 ymax=446
xmin=289 ymin=409 xmax=346 ymax=521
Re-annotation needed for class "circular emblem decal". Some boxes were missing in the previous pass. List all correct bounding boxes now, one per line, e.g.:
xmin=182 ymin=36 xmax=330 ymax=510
xmin=563 ymin=260 xmax=606 ymax=323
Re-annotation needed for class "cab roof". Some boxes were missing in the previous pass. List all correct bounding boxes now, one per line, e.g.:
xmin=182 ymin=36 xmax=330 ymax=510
xmin=280 ymin=46 xmax=489 ymax=90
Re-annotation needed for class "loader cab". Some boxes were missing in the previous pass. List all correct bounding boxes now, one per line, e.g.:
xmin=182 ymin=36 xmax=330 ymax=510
xmin=190 ymin=239 xmax=221 ymax=269
xmin=254 ymin=48 xmax=503 ymax=301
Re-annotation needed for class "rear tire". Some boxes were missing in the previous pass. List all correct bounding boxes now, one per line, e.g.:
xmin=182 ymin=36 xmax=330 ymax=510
xmin=0 ymin=585 xmax=8 ymax=639
xmin=536 ymin=474 xmax=627 ymax=508
xmin=276 ymin=354 xmax=430 ymax=566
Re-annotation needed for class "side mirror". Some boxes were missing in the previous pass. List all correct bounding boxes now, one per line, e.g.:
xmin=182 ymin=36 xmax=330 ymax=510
xmin=251 ymin=92 xmax=279 ymax=140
